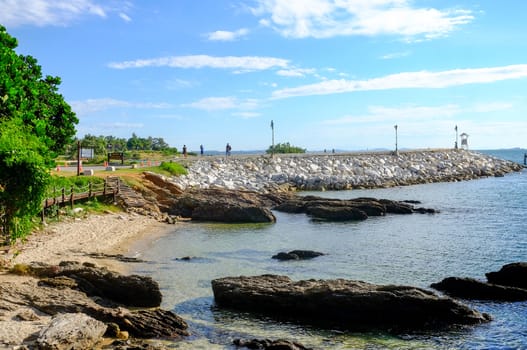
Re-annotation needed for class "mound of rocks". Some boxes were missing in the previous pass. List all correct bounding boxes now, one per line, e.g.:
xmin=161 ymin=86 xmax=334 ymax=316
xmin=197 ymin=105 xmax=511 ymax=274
xmin=170 ymin=150 xmax=522 ymax=192
xmin=211 ymin=274 xmax=490 ymax=331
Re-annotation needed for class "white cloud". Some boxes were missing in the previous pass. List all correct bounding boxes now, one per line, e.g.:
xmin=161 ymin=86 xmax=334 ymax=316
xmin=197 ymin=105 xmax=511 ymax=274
xmin=108 ymin=55 xmax=289 ymax=72
xmin=70 ymin=98 xmax=171 ymax=115
xmin=232 ymin=112 xmax=261 ymax=119
xmin=0 ymin=0 xmax=131 ymax=27
xmin=380 ymin=51 xmax=411 ymax=60
xmin=273 ymin=64 xmax=527 ymax=99
xmin=183 ymin=97 xmax=260 ymax=112
xmin=250 ymin=0 xmax=473 ymax=40
xmin=206 ymin=28 xmax=249 ymax=41
xmin=276 ymin=67 xmax=316 ymax=77
xmin=119 ymin=12 xmax=131 ymax=22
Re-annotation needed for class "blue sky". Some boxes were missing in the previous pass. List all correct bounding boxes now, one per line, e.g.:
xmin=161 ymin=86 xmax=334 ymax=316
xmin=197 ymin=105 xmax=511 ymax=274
xmin=2 ymin=0 xmax=527 ymax=152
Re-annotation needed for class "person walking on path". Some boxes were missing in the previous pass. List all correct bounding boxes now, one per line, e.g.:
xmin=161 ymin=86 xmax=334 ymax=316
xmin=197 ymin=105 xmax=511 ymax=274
xmin=226 ymin=143 xmax=231 ymax=157
xmin=182 ymin=145 xmax=187 ymax=158
xmin=200 ymin=144 xmax=204 ymax=156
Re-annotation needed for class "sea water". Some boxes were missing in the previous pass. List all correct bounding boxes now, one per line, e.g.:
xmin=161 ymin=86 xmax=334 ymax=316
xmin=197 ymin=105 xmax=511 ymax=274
xmin=130 ymin=149 xmax=527 ymax=349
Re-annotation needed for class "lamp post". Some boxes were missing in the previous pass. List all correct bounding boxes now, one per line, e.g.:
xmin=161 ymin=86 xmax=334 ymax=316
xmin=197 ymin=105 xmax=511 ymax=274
xmin=454 ymin=125 xmax=458 ymax=150
xmin=270 ymin=120 xmax=275 ymax=158
xmin=394 ymin=124 xmax=398 ymax=154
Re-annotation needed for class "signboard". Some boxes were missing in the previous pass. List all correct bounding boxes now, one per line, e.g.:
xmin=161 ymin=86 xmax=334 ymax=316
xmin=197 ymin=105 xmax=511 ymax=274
xmin=108 ymin=152 xmax=124 ymax=164
xmin=80 ymin=148 xmax=94 ymax=159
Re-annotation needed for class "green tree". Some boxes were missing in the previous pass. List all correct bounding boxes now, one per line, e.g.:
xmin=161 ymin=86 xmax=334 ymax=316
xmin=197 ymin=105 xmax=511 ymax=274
xmin=266 ymin=142 xmax=306 ymax=154
xmin=0 ymin=26 xmax=77 ymax=241
xmin=0 ymin=118 xmax=50 ymax=242
xmin=0 ymin=25 xmax=78 ymax=156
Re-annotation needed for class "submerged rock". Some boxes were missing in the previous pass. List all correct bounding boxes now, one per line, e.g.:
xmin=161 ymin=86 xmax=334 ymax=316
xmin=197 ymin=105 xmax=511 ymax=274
xmin=272 ymin=250 xmax=325 ymax=260
xmin=233 ymin=338 xmax=312 ymax=350
xmin=211 ymin=274 xmax=490 ymax=331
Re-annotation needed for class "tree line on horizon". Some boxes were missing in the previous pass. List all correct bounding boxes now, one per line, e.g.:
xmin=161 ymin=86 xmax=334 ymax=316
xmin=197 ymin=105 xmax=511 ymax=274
xmin=67 ymin=133 xmax=177 ymax=159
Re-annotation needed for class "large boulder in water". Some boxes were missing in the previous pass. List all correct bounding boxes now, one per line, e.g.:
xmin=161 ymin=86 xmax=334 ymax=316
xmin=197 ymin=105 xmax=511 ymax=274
xmin=431 ymin=277 xmax=527 ymax=301
xmin=485 ymin=262 xmax=527 ymax=289
xmin=170 ymin=188 xmax=277 ymax=223
xmin=211 ymin=275 xmax=490 ymax=331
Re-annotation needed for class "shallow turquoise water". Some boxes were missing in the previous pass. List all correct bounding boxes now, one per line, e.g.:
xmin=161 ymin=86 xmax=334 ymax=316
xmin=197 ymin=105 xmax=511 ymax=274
xmin=130 ymin=152 xmax=527 ymax=349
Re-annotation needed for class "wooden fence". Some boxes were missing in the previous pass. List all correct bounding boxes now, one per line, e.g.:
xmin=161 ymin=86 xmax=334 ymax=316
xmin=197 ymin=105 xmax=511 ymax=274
xmin=41 ymin=177 xmax=120 ymax=222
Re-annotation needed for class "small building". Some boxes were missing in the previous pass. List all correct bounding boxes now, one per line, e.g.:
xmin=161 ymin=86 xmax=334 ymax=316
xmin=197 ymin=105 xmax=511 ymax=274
xmin=460 ymin=133 xmax=469 ymax=150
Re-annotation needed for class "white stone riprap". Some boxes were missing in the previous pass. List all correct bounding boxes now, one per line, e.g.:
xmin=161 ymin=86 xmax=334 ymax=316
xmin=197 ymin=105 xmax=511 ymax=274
xmin=169 ymin=150 xmax=523 ymax=192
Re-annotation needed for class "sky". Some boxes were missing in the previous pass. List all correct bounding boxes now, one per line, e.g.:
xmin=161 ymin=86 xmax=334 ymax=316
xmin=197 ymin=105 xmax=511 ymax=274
xmin=2 ymin=0 xmax=527 ymax=152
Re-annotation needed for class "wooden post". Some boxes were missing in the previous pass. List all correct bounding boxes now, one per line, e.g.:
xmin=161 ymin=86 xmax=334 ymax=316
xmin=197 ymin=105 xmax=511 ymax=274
xmin=77 ymin=140 xmax=81 ymax=176
xmin=61 ymin=187 xmax=65 ymax=205
xmin=70 ymin=186 xmax=74 ymax=208
xmin=41 ymin=198 xmax=47 ymax=223
xmin=89 ymin=182 xmax=93 ymax=198
xmin=103 ymin=178 xmax=107 ymax=196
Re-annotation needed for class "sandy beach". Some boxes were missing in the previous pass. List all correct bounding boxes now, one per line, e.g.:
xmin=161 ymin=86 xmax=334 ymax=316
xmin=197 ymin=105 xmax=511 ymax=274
xmin=0 ymin=212 xmax=169 ymax=347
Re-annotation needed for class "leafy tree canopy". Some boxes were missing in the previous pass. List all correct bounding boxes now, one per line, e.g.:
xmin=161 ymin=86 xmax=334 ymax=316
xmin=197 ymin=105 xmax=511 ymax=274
xmin=0 ymin=25 xmax=76 ymax=241
xmin=0 ymin=118 xmax=50 ymax=241
xmin=266 ymin=142 xmax=306 ymax=154
xmin=0 ymin=25 xmax=78 ymax=157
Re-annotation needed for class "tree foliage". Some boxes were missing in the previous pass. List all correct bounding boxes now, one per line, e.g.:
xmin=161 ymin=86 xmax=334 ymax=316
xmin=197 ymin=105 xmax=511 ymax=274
xmin=0 ymin=25 xmax=77 ymax=241
xmin=0 ymin=25 xmax=78 ymax=157
xmin=66 ymin=133 xmax=175 ymax=160
xmin=266 ymin=142 xmax=306 ymax=154
xmin=0 ymin=118 xmax=50 ymax=242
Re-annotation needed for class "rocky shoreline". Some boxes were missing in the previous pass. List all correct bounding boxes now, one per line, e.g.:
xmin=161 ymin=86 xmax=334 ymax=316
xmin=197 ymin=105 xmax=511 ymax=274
xmin=0 ymin=149 xmax=524 ymax=349
xmin=169 ymin=150 xmax=523 ymax=192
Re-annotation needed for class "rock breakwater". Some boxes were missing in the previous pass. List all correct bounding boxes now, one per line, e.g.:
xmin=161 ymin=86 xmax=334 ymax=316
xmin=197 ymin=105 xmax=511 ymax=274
xmin=170 ymin=150 xmax=522 ymax=192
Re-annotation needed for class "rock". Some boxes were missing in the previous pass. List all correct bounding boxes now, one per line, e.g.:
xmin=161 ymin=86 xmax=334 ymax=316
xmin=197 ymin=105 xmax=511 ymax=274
xmin=36 ymin=313 xmax=107 ymax=350
xmin=485 ymin=262 xmax=527 ymax=289
xmin=233 ymin=338 xmax=312 ymax=350
xmin=0 ymin=278 xmax=189 ymax=339
xmin=170 ymin=188 xmax=278 ymax=223
xmin=51 ymin=261 xmax=162 ymax=308
xmin=167 ymin=151 xmax=523 ymax=193
xmin=272 ymin=250 xmax=325 ymax=260
xmin=211 ymin=275 xmax=490 ymax=331
xmin=431 ymin=277 xmax=527 ymax=301
xmin=274 ymin=196 xmax=433 ymax=222
xmin=305 ymin=205 xmax=368 ymax=221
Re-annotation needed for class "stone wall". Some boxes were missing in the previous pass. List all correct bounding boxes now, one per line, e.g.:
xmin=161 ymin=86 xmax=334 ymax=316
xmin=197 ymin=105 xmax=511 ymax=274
xmin=169 ymin=150 xmax=523 ymax=192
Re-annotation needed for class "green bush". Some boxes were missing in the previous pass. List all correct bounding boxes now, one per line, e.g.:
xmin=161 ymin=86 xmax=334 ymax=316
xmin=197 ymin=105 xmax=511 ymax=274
xmin=266 ymin=142 xmax=306 ymax=154
xmin=159 ymin=161 xmax=187 ymax=176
